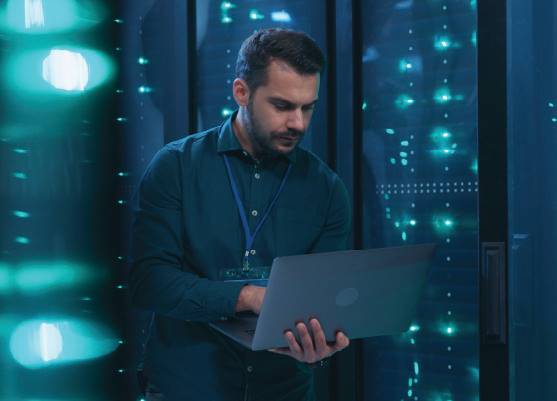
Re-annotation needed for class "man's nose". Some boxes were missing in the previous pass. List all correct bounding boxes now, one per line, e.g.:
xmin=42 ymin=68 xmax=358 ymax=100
xmin=286 ymin=109 xmax=304 ymax=132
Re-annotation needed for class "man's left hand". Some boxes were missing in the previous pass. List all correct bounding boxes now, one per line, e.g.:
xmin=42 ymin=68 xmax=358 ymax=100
xmin=269 ymin=318 xmax=349 ymax=363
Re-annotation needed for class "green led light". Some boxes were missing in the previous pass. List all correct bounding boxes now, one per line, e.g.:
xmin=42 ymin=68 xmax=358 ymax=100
xmin=402 ymin=232 xmax=407 ymax=241
xmin=399 ymin=151 xmax=408 ymax=157
xmin=221 ymin=107 xmax=233 ymax=118
xmin=117 ymin=172 xmax=129 ymax=177
xmin=549 ymin=102 xmax=555 ymax=108
xmin=221 ymin=1 xmax=236 ymax=10
xmin=9 ymin=318 xmax=119 ymax=368
xmin=409 ymin=324 xmax=420 ymax=332
xmin=470 ymin=0 xmax=477 ymax=9
xmin=386 ymin=128 xmax=395 ymax=135
xmin=12 ymin=210 xmax=30 ymax=218
xmin=433 ymin=215 xmax=456 ymax=234
xmin=446 ymin=326 xmax=455 ymax=335
xmin=116 ymin=117 xmax=127 ymax=122
xmin=138 ymin=86 xmax=153 ymax=93
xmin=138 ymin=57 xmax=149 ymax=65
xmin=552 ymin=117 xmax=557 ymax=123
xmin=114 ymin=18 xmax=124 ymax=24
xmin=414 ymin=361 xmax=419 ymax=375
xmin=400 ymin=140 xmax=409 ymax=146
xmin=395 ymin=94 xmax=415 ymax=109
xmin=398 ymin=59 xmax=413 ymax=73
xmin=13 ymin=172 xmax=27 ymax=179
xmin=13 ymin=148 xmax=28 ymax=154
xmin=410 ymin=220 xmax=417 ymax=226
xmin=408 ymin=390 xmax=413 ymax=397
xmin=434 ymin=35 xmax=453 ymax=51
xmin=15 ymin=261 xmax=103 ymax=295
xmin=15 ymin=236 xmax=30 ymax=244
xmin=248 ymin=9 xmax=264 ymax=20
xmin=401 ymin=159 xmax=408 ymax=166
xmin=362 ymin=101 xmax=367 ymax=110
xmin=390 ymin=158 xmax=396 ymax=165
xmin=394 ymin=221 xmax=400 ymax=228
xmin=410 ymin=338 xmax=415 ymax=344
xmin=434 ymin=87 xmax=453 ymax=104
xmin=117 ymin=200 xmax=126 ymax=205
xmin=471 ymin=158 xmax=478 ymax=174
xmin=471 ymin=31 xmax=477 ymax=47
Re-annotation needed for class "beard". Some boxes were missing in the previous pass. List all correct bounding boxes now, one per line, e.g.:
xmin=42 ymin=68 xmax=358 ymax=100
xmin=244 ymin=99 xmax=305 ymax=159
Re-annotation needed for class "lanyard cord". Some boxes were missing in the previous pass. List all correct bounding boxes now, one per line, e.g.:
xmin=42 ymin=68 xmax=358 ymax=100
xmin=222 ymin=154 xmax=292 ymax=271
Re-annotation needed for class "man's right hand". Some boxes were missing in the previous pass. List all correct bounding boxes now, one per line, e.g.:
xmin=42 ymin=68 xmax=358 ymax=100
xmin=235 ymin=285 xmax=266 ymax=315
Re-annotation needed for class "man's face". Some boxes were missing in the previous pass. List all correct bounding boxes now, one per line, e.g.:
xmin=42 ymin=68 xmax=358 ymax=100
xmin=243 ymin=60 xmax=320 ymax=158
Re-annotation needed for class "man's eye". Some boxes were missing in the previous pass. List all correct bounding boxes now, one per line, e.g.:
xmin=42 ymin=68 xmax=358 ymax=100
xmin=274 ymin=103 xmax=289 ymax=111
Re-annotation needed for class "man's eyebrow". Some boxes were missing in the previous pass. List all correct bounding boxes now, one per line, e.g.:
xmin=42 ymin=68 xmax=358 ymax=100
xmin=267 ymin=97 xmax=319 ymax=107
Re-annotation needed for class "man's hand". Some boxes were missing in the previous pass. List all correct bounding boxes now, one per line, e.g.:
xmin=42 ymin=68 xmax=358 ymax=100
xmin=235 ymin=285 xmax=266 ymax=315
xmin=269 ymin=318 xmax=349 ymax=363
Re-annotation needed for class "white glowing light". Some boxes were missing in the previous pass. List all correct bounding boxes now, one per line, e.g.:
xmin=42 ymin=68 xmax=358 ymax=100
xmin=39 ymin=323 xmax=63 ymax=362
xmin=24 ymin=0 xmax=45 ymax=29
xmin=42 ymin=49 xmax=89 ymax=91
xmin=271 ymin=11 xmax=292 ymax=22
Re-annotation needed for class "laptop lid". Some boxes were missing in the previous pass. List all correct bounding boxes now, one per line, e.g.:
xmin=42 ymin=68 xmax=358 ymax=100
xmin=250 ymin=243 xmax=436 ymax=351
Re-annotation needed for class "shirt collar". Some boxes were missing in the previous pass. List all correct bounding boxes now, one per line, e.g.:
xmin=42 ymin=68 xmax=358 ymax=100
xmin=217 ymin=111 xmax=297 ymax=164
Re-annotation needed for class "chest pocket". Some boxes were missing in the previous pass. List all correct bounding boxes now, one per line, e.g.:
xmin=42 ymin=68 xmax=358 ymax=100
xmin=274 ymin=206 xmax=324 ymax=256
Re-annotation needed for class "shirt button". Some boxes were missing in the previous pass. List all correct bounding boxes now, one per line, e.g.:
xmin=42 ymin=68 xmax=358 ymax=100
xmin=254 ymin=173 xmax=261 ymax=180
xmin=242 ymin=151 xmax=248 ymax=157
xmin=250 ymin=249 xmax=256 ymax=255
xmin=251 ymin=210 xmax=258 ymax=217
xmin=246 ymin=365 xmax=254 ymax=373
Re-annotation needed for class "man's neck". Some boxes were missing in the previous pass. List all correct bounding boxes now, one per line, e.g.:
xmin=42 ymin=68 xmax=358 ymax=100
xmin=232 ymin=109 xmax=257 ymax=158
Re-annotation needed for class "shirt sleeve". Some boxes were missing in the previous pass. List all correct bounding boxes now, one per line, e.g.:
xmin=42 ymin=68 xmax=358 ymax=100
xmin=309 ymin=174 xmax=352 ymax=253
xmin=128 ymin=146 xmax=246 ymax=322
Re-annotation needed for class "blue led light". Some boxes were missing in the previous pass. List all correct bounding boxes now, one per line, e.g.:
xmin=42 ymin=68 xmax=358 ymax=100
xmin=395 ymin=94 xmax=415 ymax=109
xmin=12 ymin=210 xmax=30 ymax=218
xmin=248 ymin=9 xmax=264 ymax=20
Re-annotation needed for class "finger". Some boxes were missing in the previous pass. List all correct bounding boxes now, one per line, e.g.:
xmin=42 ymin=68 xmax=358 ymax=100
xmin=333 ymin=331 xmax=350 ymax=351
xmin=296 ymin=322 xmax=316 ymax=362
xmin=284 ymin=330 xmax=303 ymax=357
xmin=309 ymin=319 xmax=328 ymax=355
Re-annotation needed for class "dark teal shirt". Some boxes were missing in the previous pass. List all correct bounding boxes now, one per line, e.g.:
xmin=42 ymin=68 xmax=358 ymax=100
xmin=130 ymin=113 xmax=351 ymax=401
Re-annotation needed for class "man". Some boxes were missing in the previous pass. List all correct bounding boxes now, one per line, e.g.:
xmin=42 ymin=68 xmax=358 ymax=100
xmin=130 ymin=28 xmax=351 ymax=401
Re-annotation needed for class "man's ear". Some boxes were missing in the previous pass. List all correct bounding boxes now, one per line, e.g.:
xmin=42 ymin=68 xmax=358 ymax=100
xmin=232 ymin=78 xmax=250 ymax=107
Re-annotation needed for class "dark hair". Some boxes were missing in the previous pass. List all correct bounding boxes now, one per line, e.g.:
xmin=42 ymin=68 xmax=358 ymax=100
xmin=235 ymin=28 xmax=325 ymax=92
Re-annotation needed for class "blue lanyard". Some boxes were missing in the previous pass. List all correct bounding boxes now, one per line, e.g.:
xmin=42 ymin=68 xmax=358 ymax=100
xmin=222 ymin=154 xmax=292 ymax=271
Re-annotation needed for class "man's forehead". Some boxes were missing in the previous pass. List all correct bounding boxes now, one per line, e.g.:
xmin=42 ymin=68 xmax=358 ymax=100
xmin=259 ymin=60 xmax=320 ymax=102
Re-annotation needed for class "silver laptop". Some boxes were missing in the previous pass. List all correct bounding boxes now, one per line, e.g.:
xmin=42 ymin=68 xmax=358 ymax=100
xmin=209 ymin=243 xmax=436 ymax=351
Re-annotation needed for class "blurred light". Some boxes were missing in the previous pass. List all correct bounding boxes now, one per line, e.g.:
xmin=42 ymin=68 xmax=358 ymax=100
xmin=15 ymin=236 xmax=30 ymax=244
xmin=433 ymin=215 xmax=456 ymax=234
xmin=12 ymin=210 xmax=31 ymax=218
xmin=395 ymin=94 xmax=415 ymax=109
xmin=362 ymin=101 xmax=367 ymax=110
xmin=0 ymin=0 xmax=107 ymax=34
xmin=138 ymin=85 xmax=152 ymax=93
xmin=434 ymin=87 xmax=452 ymax=104
xmin=220 ymin=1 xmax=235 ymax=10
xmin=409 ymin=324 xmax=420 ymax=332
xmin=13 ymin=148 xmax=29 ymax=154
xmin=471 ymin=31 xmax=477 ymax=47
xmin=9 ymin=318 xmax=119 ymax=368
xmin=434 ymin=35 xmax=453 ymax=51
xmin=113 ymin=18 xmax=123 ymax=24
xmin=410 ymin=220 xmax=417 ymax=226
xmin=249 ymin=9 xmax=264 ymax=20
xmin=414 ymin=361 xmax=419 ymax=375
xmin=395 ymin=0 xmax=413 ymax=10
xmin=471 ymin=158 xmax=478 ymax=174
xmin=221 ymin=107 xmax=233 ymax=118
xmin=13 ymin=172 xmax=28 ymax=179
xmin=6 ymin=47 xmax=115 ymax=94
xmin=0 ymin=263 xmax=11 ymax=295
xmin=138 ymin=57 xmax=149 ymax=65
xmin=221 ymin=15 xmax=232 ymax=24
xmin=271 ymin=10 xmax=292 ymax=23
xmin=386 ymin=128 xmax=395 ymax=135
xmin=39 ymin=323 xmax=63 ymax=362
xmin=401 ymin=140 xmax=409 ymax=146
xmin=42 ymin=49 xmax=89 ymax=92
xmin=14 ymin=261 xmax=104 ymax=295
xmin=24 ymin=0 xmax=45 ymax=29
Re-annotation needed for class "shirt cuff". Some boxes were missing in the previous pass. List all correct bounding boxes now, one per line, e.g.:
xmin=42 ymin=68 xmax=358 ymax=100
xmin=205 ymin=280 xmax=248 ymax=318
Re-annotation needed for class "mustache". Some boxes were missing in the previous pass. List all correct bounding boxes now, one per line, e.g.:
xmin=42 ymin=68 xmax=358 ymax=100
xmin=274 ymin=129 xmax=304 ymax=138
